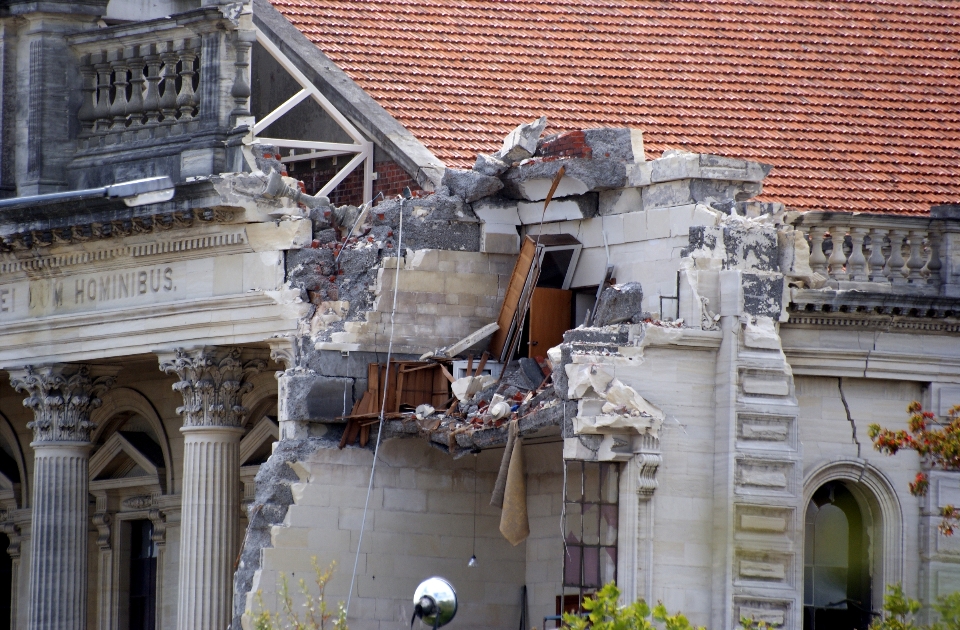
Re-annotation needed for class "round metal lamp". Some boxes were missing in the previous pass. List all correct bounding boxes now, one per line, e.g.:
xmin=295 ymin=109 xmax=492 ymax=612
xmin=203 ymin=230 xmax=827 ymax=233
xmin=410 ymin=577 xmax=457 ymax=628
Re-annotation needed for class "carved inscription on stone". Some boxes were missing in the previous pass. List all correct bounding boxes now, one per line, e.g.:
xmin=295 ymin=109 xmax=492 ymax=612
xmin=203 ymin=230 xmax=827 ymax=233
xmin=29 ymin=266 xmax=175 ymax=314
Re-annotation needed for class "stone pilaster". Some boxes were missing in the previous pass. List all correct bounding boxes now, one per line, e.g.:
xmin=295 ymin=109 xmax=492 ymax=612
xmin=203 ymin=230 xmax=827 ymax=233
xmin=8 ymin=364 xmax=114 ymax=630
xmin=159 ymin=347 xmax=264 ymax=630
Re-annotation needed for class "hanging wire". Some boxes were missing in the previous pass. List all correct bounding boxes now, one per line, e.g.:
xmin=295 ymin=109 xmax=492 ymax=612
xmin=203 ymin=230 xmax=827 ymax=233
xmin=346 ymin=194 xmax=405 ymax=617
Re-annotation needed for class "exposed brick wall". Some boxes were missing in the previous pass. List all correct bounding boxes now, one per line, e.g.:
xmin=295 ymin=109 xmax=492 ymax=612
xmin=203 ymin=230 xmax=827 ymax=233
xmin=538 ymin=130 xmax=591 ymax=160
xmin=294 ymin=158 xmax=421 ymax=206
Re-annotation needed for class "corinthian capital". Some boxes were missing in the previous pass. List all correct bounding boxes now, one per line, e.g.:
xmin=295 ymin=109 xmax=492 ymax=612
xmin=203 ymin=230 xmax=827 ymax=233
xmin=159 ymin=347 xmax=265 ymax=428
xmin=8 ymin=365 xmax=116 ymax=443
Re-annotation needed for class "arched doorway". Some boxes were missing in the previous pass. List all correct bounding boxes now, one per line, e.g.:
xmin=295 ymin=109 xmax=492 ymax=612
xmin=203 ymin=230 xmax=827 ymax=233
xmin=803 ymin=481 xmax=873 ymax=630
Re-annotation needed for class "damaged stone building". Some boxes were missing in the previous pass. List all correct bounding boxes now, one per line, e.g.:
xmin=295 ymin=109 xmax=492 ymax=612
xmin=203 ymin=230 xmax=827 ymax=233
xmin=0 ymin=1 xmax=959 ymax=630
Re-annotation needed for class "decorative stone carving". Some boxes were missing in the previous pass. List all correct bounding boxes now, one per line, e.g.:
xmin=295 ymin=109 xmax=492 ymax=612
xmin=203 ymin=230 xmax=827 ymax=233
xmin=160 ymin=347 xmax=265 ymax=428
xmin=92 ymin=511 xmax=111 ymax=550
xmin=122 ymin=494 xmax=154 ymax=510
xmin=9 ymin=364 xmax=115 ymax=442
xmin=635 ymin=434 xmax=661 ymax=498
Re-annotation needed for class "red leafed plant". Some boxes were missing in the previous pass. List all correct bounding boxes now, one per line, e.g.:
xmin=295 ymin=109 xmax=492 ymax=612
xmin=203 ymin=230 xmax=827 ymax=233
xmin=869 ymin=402 xmax=960 ymax=535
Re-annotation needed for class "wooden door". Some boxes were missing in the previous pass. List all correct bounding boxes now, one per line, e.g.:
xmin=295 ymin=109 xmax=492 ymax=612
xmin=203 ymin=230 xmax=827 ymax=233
xmin=528 ymin=287 xmax=571 ymax=358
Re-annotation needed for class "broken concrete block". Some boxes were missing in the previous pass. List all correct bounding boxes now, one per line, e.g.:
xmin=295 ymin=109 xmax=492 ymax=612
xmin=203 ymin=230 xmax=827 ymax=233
xmin=599 ymin=187 xmax=642 ymax=216
xmin=480 ymin=222 xmax=520 ymax=254
xmin=742 ymin=273 xmax=784 ymax=319
xmin=699 ymin=154 xmax=772 ymax=183
xmin=501 ymin=158 xmax=628 ymax=201
xmin=441 ymin=168 xmax=504 ymax=203
xmin=279 ymin=372 xmax=355 ymax=422
xmin=517 ymin=194 xmax=598 ymax=224
xmin=641 ymin=178 xmax=763 ymax=211
xmin=592 ymin=282 xmax=644 ymax=326
xmin=626 ymin=162 xmax=653 ymax=187
xmin=472 ymin=197 xmax=521 ymax=225
xmin=650 ymin=151 xmax=700 ymax=182
xmin=582 ymin=128 xmax=638 ymax=162
xmin=474 ymin=153 xmax=509 ymax=177
xmin=495 ymin=115 xmax=548 ymax=163
xmin=743 ymin=317 xmax=781 ymax=350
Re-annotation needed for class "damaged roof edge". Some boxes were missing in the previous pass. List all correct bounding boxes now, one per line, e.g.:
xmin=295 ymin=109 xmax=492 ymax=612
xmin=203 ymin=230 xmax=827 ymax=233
xmin=252 ymin=0 xmax=446 ymax=190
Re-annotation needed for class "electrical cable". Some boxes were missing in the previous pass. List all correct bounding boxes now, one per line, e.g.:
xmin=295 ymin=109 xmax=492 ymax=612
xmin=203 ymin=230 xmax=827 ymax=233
xmin=346 ymin=194 xmax=405 ymax=617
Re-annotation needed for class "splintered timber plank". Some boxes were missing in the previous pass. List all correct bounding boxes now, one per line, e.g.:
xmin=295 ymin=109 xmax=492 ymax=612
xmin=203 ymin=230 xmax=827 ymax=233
xmin=490 ymin=235 xmax=537 ymax=359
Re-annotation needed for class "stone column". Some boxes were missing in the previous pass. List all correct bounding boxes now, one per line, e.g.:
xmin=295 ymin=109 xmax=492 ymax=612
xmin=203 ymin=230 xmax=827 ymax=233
xmin=8 ymin=365 xmax=115 ymax=630
xmin=159 ymin=348 xmax=263 ymax=630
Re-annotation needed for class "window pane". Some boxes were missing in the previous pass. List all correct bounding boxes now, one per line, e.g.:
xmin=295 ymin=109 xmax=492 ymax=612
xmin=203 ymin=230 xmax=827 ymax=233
xmin=566 ymin=461 xmax=582 ymax=501
xmin=582 ymin=546 xmax=600 ymax=588
xmin=582 ymin=503 xmax=600 ymax=546
xmin=563 ymin=544 xmax=581 ymax=587
xmin=565 ymin=509 xmax=582 ymax=543
xmin=601 ymin=505 xmax=618 ymax=546
xmin=601 ymin=463 xmax=619 ymax=503
xmin=584 ymin=463 xmax=600 ymax=503
xmin=601 ymin=547 xmax=617 ymax=585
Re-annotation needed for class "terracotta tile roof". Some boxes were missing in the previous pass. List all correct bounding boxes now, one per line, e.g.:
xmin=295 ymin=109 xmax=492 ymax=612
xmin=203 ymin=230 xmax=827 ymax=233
xmin=269 ymin=0 xmax=960 ymax=214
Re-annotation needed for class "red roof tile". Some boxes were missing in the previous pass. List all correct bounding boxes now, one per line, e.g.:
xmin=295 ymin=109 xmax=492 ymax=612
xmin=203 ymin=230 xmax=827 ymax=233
xmin=269 ymin=0 xmax=960 ymax=215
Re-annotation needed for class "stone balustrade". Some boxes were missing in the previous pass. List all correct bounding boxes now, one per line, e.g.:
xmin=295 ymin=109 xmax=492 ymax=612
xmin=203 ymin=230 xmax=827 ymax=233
xmin=65 ymin=7 xmax=253 ymax=186
xmin=789 ymin=209 xmax=960 ymax=318
xmin=76 ymin=37 xmax=202 ymax=149
xmin=792 ymin=212 xmax=951 ymax=295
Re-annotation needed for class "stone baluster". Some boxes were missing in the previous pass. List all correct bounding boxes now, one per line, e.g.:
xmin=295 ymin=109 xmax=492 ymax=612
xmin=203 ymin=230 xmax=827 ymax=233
xmin=175 ymin=40 xmax=198 ymax=123
xmin=142 ymin=44 xmax=162 ymax=129
xmin=867 ymin=227 xmax=888 ymax=283
xmin=94 ymin=52 xmax=113 ymax=133
xmin=827 ymin=226 xmax=848 ymax=280
xmin=77 ymin=55 xmax=97 ymax=138
xmin=231 ymin=31 xmax=253 ymax=121
xmin=885 ymin=229 xmax=908 ymax=286
xmin=926 ymin=230 xmax=943 ymax=287
xmin=158 ymin=42 xmax=179 ymax=128
xmin=108 ymin=49 xmax=129 ymax=132
xmin=8 ymin=365 xmax=115 ymax=630
xmin=808 ymin=226 xmax=828 ymax=275
xmin=159 ymin=347 xmax=264 ymax=630
xmin=906 ymin=229 xmax=927 ymax=284
xmin=125 ymin=45 xmax=145 ymax=131
xmin=847 ymin=227 xmax=868 ymax=281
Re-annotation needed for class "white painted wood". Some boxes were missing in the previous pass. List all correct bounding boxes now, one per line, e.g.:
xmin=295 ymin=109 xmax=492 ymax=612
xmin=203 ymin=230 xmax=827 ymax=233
xmin=254 ymin=138 xmax=364 ymax=153
xmin=253 ymin=88 xmax=309 ymax=135
xmin=253 ymin=28 xmax=365 ymax=144
xmin=318 ymin=148 xmax=367 ymax=197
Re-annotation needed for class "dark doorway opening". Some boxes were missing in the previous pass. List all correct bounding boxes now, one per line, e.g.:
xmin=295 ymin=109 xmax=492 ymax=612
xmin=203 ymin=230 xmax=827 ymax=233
xmin=128 ymin=519 xmax=157 ymax=630
xmin=803 ymin=481 xmax=873 ymax=630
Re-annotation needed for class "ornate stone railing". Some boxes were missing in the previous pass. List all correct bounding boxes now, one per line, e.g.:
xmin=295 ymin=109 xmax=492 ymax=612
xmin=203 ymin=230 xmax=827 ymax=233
xmin=76 ymin=36 xmax=203 ymax=149
xmin=792 ymin=212 xmax=953 ymax=295
xmin=65 ymin=7 xmax=253 ymax=184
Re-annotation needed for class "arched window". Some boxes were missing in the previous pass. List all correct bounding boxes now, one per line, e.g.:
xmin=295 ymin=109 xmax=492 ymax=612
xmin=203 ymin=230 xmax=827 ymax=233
xmin=803 ymin=481 xmax=872 ymax=630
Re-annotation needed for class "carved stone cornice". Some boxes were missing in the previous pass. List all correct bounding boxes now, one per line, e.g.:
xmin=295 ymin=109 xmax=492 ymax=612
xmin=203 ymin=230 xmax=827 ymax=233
xmin=8 ymin=365 xmax=116 ymax=443
xmin=159 ymin=347 xmax=265 ymax=428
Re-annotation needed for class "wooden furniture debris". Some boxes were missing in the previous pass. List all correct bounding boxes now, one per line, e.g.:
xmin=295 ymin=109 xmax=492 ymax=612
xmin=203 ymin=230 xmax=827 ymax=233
xmin=337 ymin=359 xmax=454 ymax=448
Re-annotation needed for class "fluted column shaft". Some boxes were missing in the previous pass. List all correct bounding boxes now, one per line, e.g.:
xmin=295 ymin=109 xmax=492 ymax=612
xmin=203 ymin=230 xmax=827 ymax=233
xmin=178 ymin=426 xmax=242 ymax=630
xmin=159 ymin=347 xmax=263 ymax=630
xmin=8 ymin=365 xmax=114 ymax=630
xmin=29 ymin=444 xmax=91 ymax=630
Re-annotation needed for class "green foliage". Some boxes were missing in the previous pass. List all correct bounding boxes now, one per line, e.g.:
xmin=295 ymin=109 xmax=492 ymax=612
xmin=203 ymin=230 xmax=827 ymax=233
xmin=871 ymin=584 xmax=923 ymax=630
xmin=560 ymin=582 xmax=705 ymax=630
xmin=251 ymin=557 xmax=348 ymax=630
xmin=739 ymin=617 xmax=779 ymax=629
xmin=932 ymin=591 xmax=960 ymax=630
